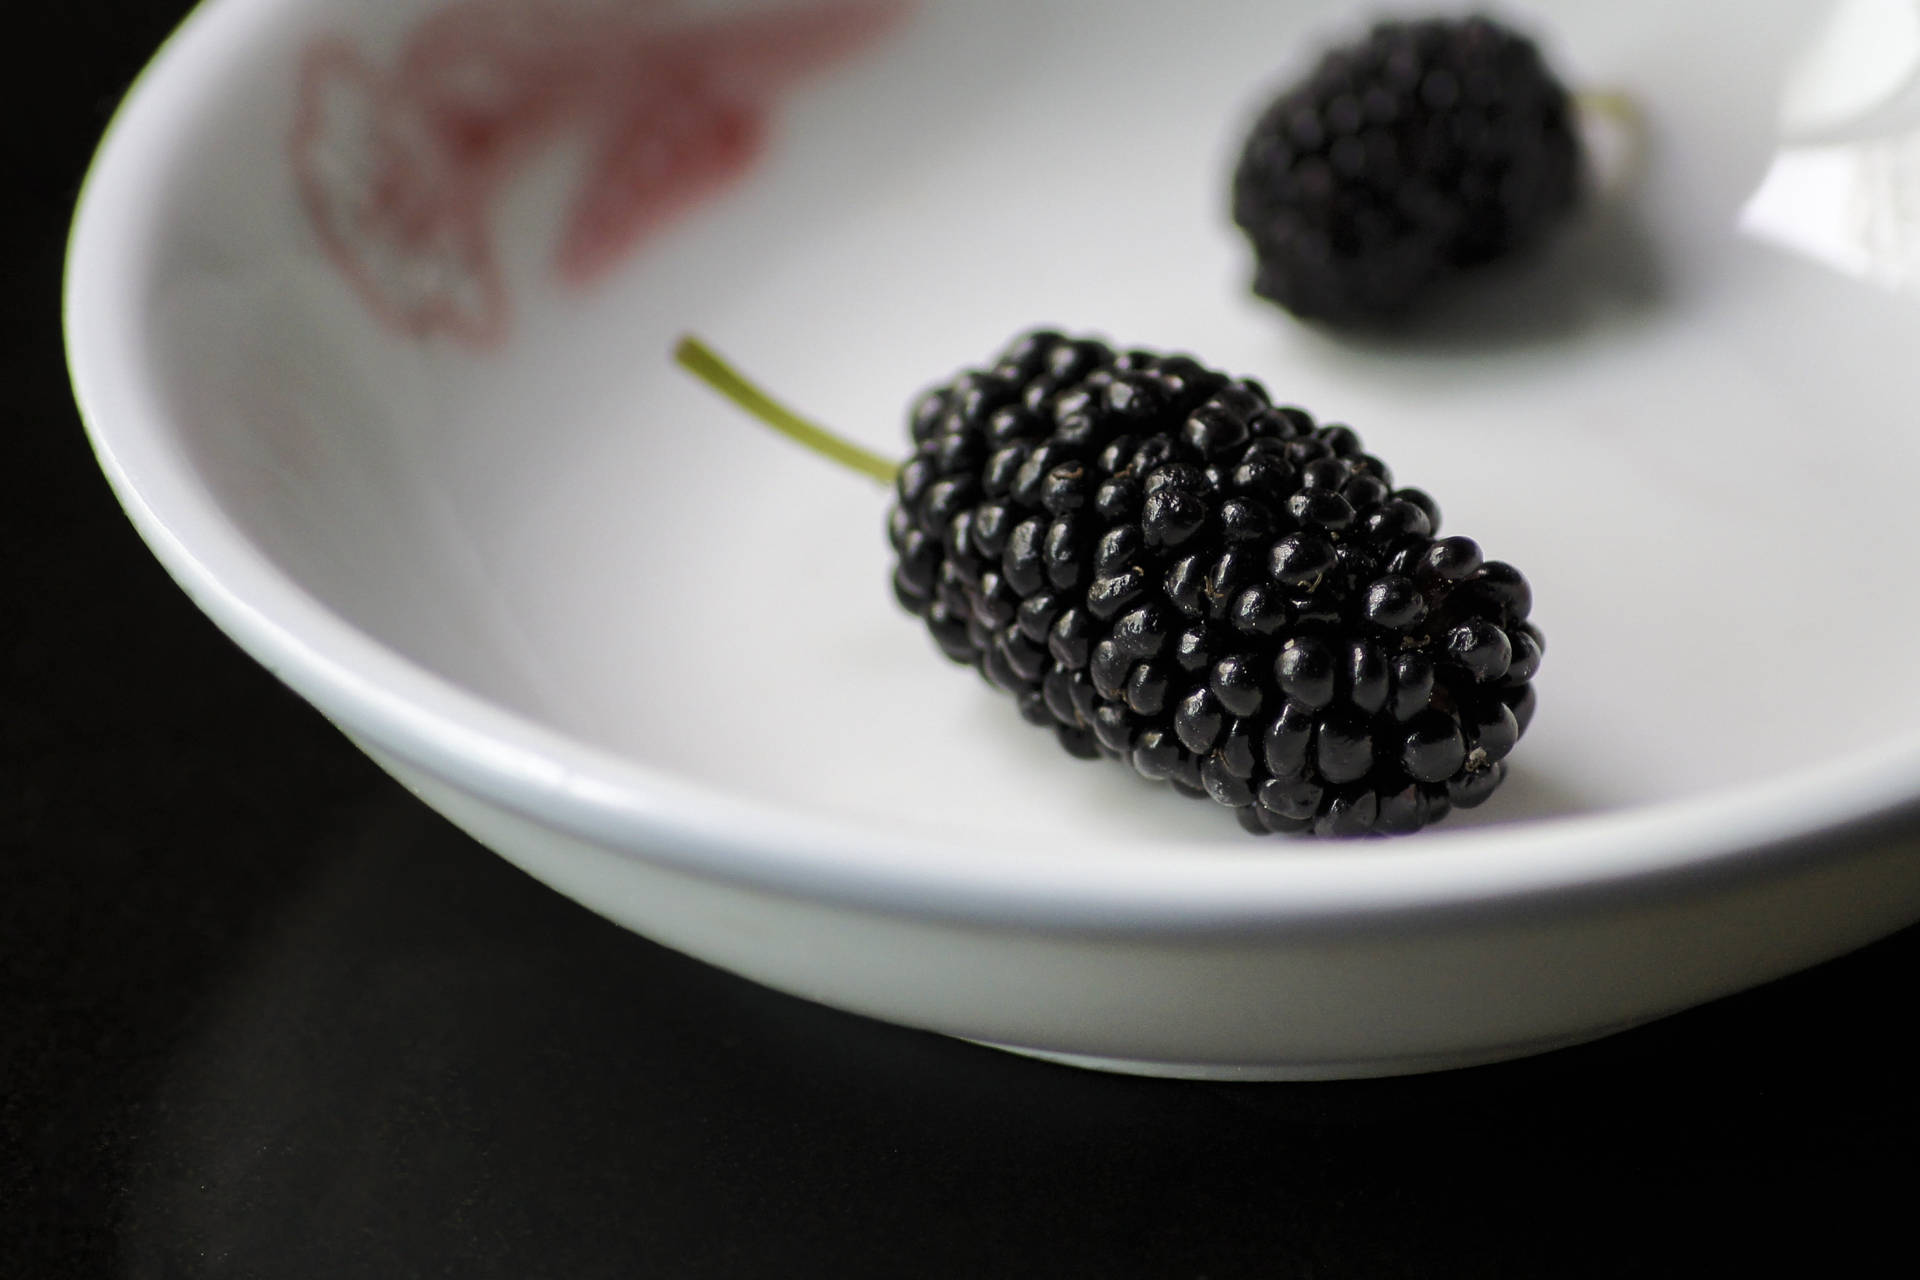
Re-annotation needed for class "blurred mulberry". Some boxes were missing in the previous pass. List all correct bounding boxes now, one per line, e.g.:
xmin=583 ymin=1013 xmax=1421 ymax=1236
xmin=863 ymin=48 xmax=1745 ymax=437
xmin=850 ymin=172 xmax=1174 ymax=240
xmin=1232 ymin=14 xmax=1582 ymax=323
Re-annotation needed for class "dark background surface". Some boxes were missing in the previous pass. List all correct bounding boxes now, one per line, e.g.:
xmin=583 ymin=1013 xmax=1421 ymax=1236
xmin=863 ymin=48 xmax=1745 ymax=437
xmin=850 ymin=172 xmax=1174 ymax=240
xmin=7 ymin=3 xmax=1918 ymax=1276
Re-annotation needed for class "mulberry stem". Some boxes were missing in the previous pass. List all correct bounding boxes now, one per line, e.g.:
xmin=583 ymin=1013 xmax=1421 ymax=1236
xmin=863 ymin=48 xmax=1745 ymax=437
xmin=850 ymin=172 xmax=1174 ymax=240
xmin=1573 ymin=89 xmax=1637 ymax=126
xmin=1573 ymin=88 xmax=1646 ymax=189
xmin=674 ymin=335 xmax=899 ymax=486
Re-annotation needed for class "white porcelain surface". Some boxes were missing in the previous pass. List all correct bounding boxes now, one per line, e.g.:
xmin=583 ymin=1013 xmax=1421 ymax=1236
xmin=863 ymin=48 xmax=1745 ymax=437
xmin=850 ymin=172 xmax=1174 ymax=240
xmin=67 ymin=0 xmax=1920 ymax=1076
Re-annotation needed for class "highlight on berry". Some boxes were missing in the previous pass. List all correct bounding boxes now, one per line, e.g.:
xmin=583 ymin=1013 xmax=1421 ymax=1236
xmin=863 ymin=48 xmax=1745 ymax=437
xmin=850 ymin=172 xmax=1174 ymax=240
xmin=674 ymin=330 xmax=1542 ymax=837
xmin=1232 ymin=13 xmax=1584 ymax=323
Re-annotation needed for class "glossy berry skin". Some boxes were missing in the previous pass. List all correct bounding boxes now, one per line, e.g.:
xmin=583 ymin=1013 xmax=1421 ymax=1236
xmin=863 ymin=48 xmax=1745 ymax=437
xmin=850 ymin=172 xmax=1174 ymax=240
xmin=888 ymin=332 xmax=1541 ymax=837
xmin=1232 ymin=14 xmax=1581 ymax=323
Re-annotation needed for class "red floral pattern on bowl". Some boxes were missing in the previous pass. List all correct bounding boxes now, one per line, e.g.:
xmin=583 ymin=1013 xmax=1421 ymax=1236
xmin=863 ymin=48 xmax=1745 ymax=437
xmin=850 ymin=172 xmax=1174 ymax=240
xmin=293 ymin=0 xmax=903 ymax=346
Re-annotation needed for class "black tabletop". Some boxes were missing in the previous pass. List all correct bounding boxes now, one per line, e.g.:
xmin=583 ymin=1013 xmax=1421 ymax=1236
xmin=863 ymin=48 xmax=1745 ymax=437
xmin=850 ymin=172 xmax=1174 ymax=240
xmin=8 ymin=5 xmax=1918 ymax=1275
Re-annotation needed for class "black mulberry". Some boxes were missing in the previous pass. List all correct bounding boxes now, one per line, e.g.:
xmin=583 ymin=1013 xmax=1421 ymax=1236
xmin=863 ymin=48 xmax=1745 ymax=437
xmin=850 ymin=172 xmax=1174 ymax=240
xmin=887 ymin=330 xmax=1540 ymax=836
xmin=1232 ymin=13 xmax=1582 ymax=323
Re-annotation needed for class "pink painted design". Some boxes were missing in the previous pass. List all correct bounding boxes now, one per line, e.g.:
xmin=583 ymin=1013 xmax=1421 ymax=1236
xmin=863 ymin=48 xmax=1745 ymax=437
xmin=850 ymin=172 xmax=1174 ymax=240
xmin=292 ymin=0 xmax=905 ymax=346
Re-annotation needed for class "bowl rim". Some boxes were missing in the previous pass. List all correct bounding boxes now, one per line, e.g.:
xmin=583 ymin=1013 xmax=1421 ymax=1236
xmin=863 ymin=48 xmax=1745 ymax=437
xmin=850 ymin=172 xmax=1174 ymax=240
xmin=65 ymin=0 xmax=1920 ymax=934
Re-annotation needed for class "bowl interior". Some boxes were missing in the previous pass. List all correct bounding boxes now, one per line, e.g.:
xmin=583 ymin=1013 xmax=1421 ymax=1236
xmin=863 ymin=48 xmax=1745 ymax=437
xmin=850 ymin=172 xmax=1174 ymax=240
xmin=87 ymin=0 xmax=1920 ymax=854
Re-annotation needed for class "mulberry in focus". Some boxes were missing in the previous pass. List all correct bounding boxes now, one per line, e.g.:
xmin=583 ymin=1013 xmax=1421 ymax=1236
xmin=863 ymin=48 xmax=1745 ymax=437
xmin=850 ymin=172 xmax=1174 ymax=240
xmin=888 ymin=331 xmax=1541 ymax=836
xmin=1232 ymin=14 xmax=1582 ymax=323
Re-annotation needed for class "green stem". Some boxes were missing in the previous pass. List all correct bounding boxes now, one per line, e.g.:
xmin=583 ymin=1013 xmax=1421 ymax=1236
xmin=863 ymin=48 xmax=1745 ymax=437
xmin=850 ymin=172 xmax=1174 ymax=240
xmin=1573 ymin=88 xmax=1637 ymax=126
xmin=674 ymin=336 xmax=899 ymax=486
xmin=1573 ymin=88 xmax=1646 ymax=184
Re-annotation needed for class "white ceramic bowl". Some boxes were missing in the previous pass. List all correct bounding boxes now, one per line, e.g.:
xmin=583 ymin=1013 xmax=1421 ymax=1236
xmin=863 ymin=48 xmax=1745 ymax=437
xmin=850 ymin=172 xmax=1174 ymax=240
xmin=69 ymin=0 xmax=1920 ymax=1078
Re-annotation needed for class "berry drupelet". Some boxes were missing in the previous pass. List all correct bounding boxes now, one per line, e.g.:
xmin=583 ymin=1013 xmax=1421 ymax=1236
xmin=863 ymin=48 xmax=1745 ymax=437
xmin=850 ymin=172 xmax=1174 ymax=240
xmin=888 ymin=330 xmax=1540 ymax=836
xmin=1232 ymin=13 xmax=1582 ymax=323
